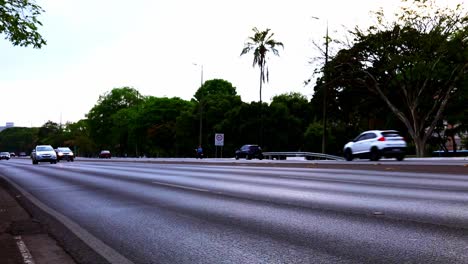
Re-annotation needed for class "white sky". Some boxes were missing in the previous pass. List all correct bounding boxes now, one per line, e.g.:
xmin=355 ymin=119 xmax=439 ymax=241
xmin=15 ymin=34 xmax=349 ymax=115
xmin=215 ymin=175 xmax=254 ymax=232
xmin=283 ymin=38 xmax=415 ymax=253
xmin=0 ymin=0 xmax=464 ymax=127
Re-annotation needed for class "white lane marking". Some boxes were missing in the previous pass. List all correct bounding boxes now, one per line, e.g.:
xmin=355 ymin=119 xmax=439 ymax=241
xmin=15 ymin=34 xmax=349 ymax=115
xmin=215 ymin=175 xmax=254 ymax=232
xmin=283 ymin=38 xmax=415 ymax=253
xmin=14 ymin=236 xmax=36 ymax=264
xmin=152 ymin=181 xmax=211 ymax=193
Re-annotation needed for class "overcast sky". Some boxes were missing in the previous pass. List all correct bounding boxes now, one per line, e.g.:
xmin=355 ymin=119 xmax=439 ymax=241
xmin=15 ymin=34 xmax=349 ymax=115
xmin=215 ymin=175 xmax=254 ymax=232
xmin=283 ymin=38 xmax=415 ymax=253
xmin=0 ymin=0 xmax=463 ymax=127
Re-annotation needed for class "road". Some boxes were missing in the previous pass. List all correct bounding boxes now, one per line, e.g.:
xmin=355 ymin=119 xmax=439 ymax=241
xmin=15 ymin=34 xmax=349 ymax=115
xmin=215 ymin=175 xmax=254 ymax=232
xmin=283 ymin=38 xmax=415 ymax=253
xmin=0 ymin=158 xmax=467 ymax=264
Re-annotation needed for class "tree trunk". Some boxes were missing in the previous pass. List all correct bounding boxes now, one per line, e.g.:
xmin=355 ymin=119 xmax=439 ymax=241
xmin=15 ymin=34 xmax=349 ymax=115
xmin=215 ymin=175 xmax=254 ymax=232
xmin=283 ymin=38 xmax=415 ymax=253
xmin=259 ymin=68 xmax=263 ymax=103
xmin=413 ymin=136 xmax=426 ymax=157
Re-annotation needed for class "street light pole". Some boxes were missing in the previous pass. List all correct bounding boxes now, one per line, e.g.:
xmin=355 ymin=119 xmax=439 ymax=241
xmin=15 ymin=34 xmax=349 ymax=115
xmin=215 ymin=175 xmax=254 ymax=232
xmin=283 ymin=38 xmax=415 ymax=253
xmin=193 ymin=63 xmax=204 ymax=146
xmin=322 ymin=21 xmax=329 ymax=154
xmin=312 ymin=17 xmax=329 ymax=154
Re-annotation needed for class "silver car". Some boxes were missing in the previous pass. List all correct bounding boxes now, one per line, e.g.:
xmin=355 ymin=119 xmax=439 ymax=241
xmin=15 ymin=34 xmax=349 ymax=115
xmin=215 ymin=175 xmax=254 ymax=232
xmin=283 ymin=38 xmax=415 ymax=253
xmin=0 ymin=152 xmax=10 ymax=160
xmin=31 ymin=145 xmax=57 ymax=164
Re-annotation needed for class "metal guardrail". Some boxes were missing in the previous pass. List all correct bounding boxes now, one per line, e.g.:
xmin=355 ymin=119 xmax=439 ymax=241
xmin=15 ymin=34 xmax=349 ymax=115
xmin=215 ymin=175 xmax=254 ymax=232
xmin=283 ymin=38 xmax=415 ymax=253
xmin=262 ymin=152 xmax=345 ymax=161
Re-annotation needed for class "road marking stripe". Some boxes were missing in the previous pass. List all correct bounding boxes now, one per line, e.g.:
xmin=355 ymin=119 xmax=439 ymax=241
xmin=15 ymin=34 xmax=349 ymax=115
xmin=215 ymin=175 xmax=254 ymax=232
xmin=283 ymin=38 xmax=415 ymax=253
xmin=152 ymin=181 xmax=210 ymax=193
xmin=14 ymin=236 xmax=36 ymax=264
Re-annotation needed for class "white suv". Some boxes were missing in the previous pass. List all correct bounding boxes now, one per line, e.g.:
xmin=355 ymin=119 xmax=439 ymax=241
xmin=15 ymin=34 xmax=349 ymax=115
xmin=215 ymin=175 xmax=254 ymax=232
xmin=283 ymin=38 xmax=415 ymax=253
xmin=343 ymin=130 xmax=407 ymax=161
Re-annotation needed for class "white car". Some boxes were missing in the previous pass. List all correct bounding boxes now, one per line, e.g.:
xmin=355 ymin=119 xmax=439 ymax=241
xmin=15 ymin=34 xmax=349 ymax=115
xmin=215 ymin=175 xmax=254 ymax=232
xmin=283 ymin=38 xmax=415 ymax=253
xmin=0 ymin=152 xmax=10 ymax=160
xmin=343 ymin=130 xmax=407 ymax=161
xmin=31 ymin=145 xmax=57 ymax=164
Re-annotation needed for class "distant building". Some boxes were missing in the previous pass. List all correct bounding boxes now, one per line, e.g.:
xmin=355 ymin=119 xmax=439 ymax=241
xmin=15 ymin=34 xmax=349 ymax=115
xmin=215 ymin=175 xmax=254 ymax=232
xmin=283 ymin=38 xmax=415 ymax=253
xmin=0 ymin=122 xmax=14 ymax=132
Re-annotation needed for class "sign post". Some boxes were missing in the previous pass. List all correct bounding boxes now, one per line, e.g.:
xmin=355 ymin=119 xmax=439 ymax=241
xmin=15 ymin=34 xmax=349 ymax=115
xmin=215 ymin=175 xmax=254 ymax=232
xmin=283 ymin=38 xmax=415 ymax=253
xmin=214 ymin=133 xmax=224 ymax=158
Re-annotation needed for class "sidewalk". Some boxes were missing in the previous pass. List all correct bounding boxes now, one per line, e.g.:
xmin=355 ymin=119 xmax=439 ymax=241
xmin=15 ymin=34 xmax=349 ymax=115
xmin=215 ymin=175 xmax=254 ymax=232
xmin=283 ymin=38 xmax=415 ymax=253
xmin=0 ymin=181 xmax=76 ymax=264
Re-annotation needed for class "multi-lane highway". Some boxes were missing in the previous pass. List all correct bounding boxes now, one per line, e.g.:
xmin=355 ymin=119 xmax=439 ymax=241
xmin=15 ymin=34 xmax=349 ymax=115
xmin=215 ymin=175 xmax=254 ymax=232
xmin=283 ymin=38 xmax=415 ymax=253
xmin=0 ymin=158 xmax=467 ymax=264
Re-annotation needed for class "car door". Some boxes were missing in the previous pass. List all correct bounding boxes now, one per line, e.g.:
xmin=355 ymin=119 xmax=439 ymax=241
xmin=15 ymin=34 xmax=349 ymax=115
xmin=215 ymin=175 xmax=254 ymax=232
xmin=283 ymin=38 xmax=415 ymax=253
xmin=353 ymin=133 xmax=374 ymax=154
xmin=359 ymin=132 xmax=377 ymax=154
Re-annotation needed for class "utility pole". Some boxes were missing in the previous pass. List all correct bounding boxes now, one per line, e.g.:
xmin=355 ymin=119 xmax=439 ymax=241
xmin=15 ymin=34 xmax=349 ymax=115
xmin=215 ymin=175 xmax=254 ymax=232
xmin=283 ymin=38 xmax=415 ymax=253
xmin=322 ymin=22 xmax=329 ymax=154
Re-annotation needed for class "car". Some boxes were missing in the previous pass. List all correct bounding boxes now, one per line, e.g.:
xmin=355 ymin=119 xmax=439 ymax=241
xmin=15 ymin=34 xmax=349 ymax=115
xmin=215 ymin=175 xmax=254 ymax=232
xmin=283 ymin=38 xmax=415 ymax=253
xmin=55 ymin=147 xmax=74 ymax=162
xmin=18 ymin=152 xmax=27 ymax=157
xmin=343 ymin=130 xmax=407 ymax=161
xmin=9 ymin=152 xmax=16 ymax=157
xmin=31 ymin=145 xmax=57 ymax=164
xmin=235 ymin=144 xmax=264 ymax=160
xmin=99 ymin=150 xmax=111 ymax=159
xmin=0 ymin=152 xmax=10 ymax=160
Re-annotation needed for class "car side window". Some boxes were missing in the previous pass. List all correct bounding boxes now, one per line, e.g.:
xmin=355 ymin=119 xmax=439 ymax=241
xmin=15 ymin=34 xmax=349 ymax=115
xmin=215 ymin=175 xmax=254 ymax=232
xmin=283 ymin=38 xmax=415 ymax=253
xmin=356 ymin=134 xmax=367 ymax=142
xmin=367 ymin=133 xmax=377 ymax=139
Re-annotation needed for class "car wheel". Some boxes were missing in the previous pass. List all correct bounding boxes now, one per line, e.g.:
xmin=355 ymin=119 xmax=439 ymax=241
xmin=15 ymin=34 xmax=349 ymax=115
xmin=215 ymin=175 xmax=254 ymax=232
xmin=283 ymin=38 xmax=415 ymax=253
xmin=396 ymin=154 xmax=405 ymax=161
xmin=32 ymin=160 xmax=38 ymax=165
xmin=370 ymin=148 xmax=381 ymax=161
xmin=258 ymin=155 xmax=263 ymax=160
xmin=235 ymin=155 xmax=239 ymax=160
xmin=344 ymin=148 xmax=353 ymax=161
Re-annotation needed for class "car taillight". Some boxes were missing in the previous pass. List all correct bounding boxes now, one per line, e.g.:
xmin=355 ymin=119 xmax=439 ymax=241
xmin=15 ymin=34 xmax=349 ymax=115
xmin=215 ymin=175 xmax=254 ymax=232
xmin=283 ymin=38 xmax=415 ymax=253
xmin=378 ymin=137 xmax=386 ymax=142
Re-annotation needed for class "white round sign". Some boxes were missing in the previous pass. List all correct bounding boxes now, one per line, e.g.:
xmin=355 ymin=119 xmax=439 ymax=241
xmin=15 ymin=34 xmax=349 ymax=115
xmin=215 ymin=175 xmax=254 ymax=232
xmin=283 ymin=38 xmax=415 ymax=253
xmin=215 ymin=133 xmax=224 ymax=146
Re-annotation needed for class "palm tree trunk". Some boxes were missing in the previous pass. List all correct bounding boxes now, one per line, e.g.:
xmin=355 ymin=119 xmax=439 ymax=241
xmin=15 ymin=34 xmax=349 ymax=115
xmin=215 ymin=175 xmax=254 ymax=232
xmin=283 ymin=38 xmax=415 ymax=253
xmin=259 ymin=67 xmax=264 ymax=145
xmin=259 ymin=68 xmax=263 ymax=103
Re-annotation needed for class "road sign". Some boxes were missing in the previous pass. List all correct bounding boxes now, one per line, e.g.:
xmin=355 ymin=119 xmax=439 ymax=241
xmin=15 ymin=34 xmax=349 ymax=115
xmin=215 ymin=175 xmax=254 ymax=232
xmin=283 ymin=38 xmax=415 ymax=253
xmin=215 ymin=133 xmax=224 ymax=146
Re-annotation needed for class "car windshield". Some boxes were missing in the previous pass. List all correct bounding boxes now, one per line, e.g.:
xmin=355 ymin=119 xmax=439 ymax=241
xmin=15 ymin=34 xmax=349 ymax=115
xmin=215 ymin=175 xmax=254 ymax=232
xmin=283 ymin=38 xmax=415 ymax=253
xmin=58 ymin=147 xmax=72 ymax=152
xmin=0 ymin=152 xmax=9 ymax=155
xmin=37 ymin=146 xmax=53 ymax=151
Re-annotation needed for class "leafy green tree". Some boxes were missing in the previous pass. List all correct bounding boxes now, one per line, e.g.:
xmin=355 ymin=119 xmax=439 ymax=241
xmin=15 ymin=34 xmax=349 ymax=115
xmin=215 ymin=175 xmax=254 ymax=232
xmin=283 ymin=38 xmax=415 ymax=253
xmin=325 ymin=0 xmax=467 ymax=156
xmin=240 ymin=27 xmax=284 ymax=103
xmin=0 ymin=127 xmax=37 ymax=154
xmin=86 ymin=87 xmax=143 ymax=155
xmin=0 ymin=0 xmax=46 ymax=47
xmin=135 ymin=96 xmax=192 ymax=157
xmin=37 ymin=121 xmax=62 ymax=146
xmin=63 ymin=119 xmax=95 ymax=157
xmin=193 ymin=79 xmax=242 ymax=156
xmin=264 ymin=93 xmax=311 ymax=151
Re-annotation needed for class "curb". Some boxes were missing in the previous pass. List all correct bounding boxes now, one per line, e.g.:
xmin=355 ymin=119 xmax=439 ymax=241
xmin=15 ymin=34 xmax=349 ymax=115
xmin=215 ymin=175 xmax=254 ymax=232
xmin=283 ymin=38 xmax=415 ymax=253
xmin=0 ymin=175 xmax=134 ymax=264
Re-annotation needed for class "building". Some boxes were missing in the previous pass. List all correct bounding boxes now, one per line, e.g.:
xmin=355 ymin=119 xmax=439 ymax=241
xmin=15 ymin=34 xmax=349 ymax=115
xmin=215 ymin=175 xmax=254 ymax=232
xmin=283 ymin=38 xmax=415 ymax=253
xmin=0 ymin=122 xmax=14 ymax=132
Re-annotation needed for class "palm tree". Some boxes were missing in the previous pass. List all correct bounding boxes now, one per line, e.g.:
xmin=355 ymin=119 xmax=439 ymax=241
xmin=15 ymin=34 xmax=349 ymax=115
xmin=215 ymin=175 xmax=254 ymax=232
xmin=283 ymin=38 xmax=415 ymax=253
xmin=240 ymin=27 xmax=284 ymax=103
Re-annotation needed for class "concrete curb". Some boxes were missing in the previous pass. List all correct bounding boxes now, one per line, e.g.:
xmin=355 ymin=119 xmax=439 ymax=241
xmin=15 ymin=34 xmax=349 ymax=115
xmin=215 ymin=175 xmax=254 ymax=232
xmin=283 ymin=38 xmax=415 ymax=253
xmin=0 ymin=175 xmax=134 ymax=264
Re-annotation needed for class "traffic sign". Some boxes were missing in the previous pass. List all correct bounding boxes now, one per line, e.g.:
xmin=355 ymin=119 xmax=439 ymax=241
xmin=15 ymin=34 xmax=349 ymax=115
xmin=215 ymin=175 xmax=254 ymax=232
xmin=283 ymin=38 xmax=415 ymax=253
xmin=215 ymin=133 xmax=224 ymax=146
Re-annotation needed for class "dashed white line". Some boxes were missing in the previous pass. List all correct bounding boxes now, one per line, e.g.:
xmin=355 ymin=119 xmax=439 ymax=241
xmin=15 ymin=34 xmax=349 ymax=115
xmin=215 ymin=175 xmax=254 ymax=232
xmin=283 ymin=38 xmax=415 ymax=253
xmin=14 ymin=236 xmax=36 ymax=264
xmin=152 ymin=181 xmax=211 ymax=193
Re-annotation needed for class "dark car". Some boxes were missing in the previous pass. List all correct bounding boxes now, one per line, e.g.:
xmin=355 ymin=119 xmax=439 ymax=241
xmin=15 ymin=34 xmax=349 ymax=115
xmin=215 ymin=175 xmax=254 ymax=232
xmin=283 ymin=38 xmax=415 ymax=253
xmin=55 ymin=147 xmax=74 ymax=162
xmin=235 ymin=144 xmax=263 ymax=160
xmin=99 ymin=150 xmax=111 ymax=159
xmin=9 ymin=152 xmax=16 ymax=157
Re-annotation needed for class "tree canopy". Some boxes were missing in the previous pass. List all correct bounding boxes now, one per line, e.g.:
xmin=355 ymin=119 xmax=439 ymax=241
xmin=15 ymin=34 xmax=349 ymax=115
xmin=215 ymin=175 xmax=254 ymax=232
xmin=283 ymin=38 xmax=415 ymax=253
xmin=323 ymin=0 xmax=468 ymax=156
xmin=0 ymin=0 xmax=46 ymax=47
xmin=241 ymin=27 xmax=284 ymax=103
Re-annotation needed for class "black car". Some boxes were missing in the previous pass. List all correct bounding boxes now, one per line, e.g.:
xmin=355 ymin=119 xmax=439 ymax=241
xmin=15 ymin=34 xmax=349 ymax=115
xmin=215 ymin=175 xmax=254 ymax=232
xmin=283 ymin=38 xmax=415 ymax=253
xmin=235 ymin=144 xmax=263 ymax=160
xmin=55 ymin=147 xmax=74 ymax=162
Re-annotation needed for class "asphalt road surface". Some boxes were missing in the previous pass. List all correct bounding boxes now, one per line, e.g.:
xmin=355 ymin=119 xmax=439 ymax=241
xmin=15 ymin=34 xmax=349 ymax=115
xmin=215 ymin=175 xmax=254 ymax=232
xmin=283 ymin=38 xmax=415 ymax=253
xmin=1 ymin=158 xmax=467 ymax=264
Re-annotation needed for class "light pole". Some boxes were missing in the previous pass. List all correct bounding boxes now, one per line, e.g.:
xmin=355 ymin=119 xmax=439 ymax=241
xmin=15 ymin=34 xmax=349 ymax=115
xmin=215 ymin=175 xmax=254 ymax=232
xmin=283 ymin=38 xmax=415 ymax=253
xmin=193 ymin=63 xmax=204 ymax=146
xmin=312 ymin=17 xmax=329 ymax=154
